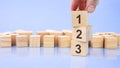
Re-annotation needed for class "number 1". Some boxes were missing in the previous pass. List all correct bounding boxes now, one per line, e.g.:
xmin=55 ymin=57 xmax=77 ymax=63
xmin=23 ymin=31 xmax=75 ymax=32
xmin=76 ymin=15 xmax=81 ymax=24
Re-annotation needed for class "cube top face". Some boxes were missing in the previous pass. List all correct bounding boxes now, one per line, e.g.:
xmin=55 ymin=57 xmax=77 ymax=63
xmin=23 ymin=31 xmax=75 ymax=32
xmin=48 ymin=31 xmax=63 ymax=36
xmin=58 ymin=35 xmax=70 ymax=41
xmin=36 ymin=31 xmax=49 ymax=35
xmin=16 ymin=35 xmax=27 ymax=37
xmin=72 ymin=11 xmax=88 ymax=27
xmin=30 ymin=35 xmax=40 ymax=38
xmin=72 ymin=27 xmax=87 ymax=42
xmin=62 ymin=30 xmax=72 ymax=33
xmin=0 ymin=35 xmax=11 ymax=41
xmin=16 ymin=31 xmax=32 ymax=35
xmin=71 ymin=40 xmax=88 ymax=56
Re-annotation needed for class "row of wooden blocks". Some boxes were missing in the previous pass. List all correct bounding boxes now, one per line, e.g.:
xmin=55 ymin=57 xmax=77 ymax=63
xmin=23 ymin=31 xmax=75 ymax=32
xmin=90 ymin=32 xmax=120 ymax=49
xmin=0 ymin=30 xmax=72 ymax=48
xmin=0 ymin=30 xmax=120 ymax=49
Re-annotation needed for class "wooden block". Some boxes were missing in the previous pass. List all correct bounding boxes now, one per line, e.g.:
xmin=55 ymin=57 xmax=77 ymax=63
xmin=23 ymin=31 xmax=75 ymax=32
xmin=71 ymin=40 xmax=88 ymax=56
xmin=43 ymin=35 xmax=54 ymax=48
xmin=58 ymin=36 xmax=71 ymax=48
xmin=48 ymin=31 xmax=63 ymax=46
xmin=10 ymin=33 xmax=19 ymax=46
xmin=119 ymin=34 xmax=120 ymax=45
xmin=0 ymin=35 xmax=11 ymax=47
xmin=87 ymin=25 xmax=92 ymax=41
xmin=104 ymin=32 xmax=116 ymax=35
xmin=72 ymin=26 xmax=88 ymax=42
xmin=90 ymin=35 xmax=104 ymax=48
xmin=104 ymin=36 xmax=118 ymax=49
xmin=36 ymin=31 xmax=49 ymax=45
xmin=112 ymin=34 xmax=119 ymax=45
xmin=72 ymin=11 xmax=88 ymax=27
xmin=29 ymin=35 xmax=40 ymax=47
xmin=62 ymin=30 xmax=72 ymax=40
xmin=16 ymin=35 xmax=28 ymax=47
xmin=16 ymin=31 xmax=32 ymax=44
xmin=1 ymin=32 xmax=12 ymax=35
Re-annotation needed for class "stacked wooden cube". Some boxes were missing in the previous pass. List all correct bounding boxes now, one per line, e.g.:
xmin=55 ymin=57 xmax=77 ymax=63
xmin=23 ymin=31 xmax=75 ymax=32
xmin=71 ymin=11 xmax=92 ymax=56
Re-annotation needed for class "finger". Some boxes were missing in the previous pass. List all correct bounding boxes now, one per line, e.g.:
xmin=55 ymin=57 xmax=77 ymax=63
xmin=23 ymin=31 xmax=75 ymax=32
xmin=87 ymin=5 xmax=96 ymax=13
xmin=78 ymin=0 xmax=87 ymax=10
xmin=86 ymin=0 xmax=99 ymax=13
xmin=71 ymin=0 xmax=80 ymax=11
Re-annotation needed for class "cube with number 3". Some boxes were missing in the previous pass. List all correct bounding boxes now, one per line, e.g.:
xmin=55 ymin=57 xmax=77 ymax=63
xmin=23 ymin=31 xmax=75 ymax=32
xmin=71 ymin=40 xmax=88 ymax=56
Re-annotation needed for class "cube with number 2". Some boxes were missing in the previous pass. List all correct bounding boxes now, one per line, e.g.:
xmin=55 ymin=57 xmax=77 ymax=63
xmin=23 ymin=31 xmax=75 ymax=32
xmin=72 ymin=26 xmax=88 ymax=42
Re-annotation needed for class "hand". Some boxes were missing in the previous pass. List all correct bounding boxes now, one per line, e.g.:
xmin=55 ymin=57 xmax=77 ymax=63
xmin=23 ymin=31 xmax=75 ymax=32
xmin=71 ymin=0 xmax=99 ymax=13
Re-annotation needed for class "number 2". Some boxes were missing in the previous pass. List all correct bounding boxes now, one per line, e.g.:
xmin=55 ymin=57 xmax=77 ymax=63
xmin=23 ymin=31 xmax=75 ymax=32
xmin=75 ymin=44 xmax=81 ymax=54
xmin=76 ymin=29 xmax=82 ymax=39
xmin=76 ymin=15 xmax=81 ymax=24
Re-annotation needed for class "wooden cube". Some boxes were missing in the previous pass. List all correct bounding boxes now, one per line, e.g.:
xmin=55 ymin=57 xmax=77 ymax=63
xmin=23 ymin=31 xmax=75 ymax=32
xmin=10 ymin=33 xmax=19 ymax=46
xmin=16 ymin=31 xmax=32 ymax=44
xmin=43 ymin=35 xmax=54 ymax=48
xmin=16 ymin=35 xmax=28 ymax=47
xmin=72 ymin=26 xmax=88 ymax=42
xmin=58 ymin=36 xmax=71 ymax=48
xmin=104 ymin=32 xmax=116 ymax=35
xmin=48 ymin=31 xmax=63 ymax=46
xmin=0 ymin=35 xmax=11 ymax=47
xmin=112 ymin=34 xmax=119 ymax=45
xmin=72 ymin=11 xmax=88 ymax=27
xmin=71 ymin=40 xmax=88 ymax=56
xmin=62 ymin=30 xmax=72 ymax=40
xmin=29 ymin=35 xmax=40 ymax=47
xmin=87 ymin=25 xmax=92 ymax=41
xmin=119 ymin=34 xmax=120 ymax=45
xmin=90 ymin=35 xmax=104 ymax=48
xmin=36 ymin=31 xmax=49 ymax=45
xmin=104 ymin=36 xmax=118 ymax=49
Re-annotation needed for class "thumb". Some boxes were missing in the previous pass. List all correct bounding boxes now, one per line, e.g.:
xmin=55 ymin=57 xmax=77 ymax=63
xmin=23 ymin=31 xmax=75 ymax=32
xmin=86 ymin=0 xmax=99 ymax=13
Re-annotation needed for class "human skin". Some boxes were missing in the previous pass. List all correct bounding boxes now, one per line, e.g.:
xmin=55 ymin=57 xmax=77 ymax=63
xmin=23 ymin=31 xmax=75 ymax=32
xmin=71 ymin=0 xmax=99 ymax=13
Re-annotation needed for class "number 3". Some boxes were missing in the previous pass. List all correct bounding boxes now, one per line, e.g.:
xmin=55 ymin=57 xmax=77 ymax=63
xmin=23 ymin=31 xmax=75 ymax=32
xmin=75 ymin=44 xmax=81 ymax=54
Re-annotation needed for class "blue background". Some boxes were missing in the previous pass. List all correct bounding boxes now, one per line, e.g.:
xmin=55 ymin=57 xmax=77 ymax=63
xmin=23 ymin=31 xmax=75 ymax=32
xmin=0 ymin=0 xmax=120 ymax=68
xmin=0 ymin=0 xmax=120 ymax=33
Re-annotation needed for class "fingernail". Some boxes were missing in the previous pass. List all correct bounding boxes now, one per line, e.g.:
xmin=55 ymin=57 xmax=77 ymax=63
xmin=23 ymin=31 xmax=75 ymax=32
xmin=87 ymin=5 xmax=95 ymax=13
